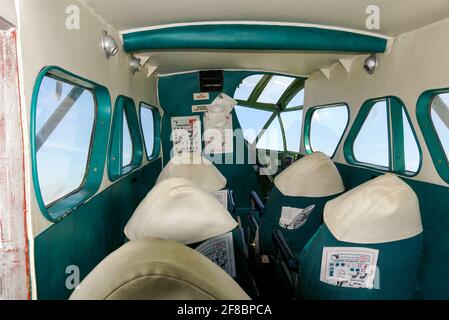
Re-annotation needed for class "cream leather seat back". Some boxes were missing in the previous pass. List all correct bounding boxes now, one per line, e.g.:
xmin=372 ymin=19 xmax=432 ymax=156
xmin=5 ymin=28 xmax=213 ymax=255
xmin=157 ymin=153 xmax=226 ymax=192
xmin=70 ymin=238 xmax=250 ymax=300
xmin=125 ymin=177 xmax=237 ymax=244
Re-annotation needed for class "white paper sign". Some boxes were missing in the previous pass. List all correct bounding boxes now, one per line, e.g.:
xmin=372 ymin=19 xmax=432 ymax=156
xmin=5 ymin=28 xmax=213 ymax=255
xmin=203 ymin=93 xmax=236 ymax=155
xmin=193 ymin=92 xmax=210 ymax=101
xmin=192 ymin=104 xmax=209 ymax=113
xmin=171 ymin=116 xmax=202 ymax=155
xmin=279 ymin=205 xmax=315 ymax=230
xmin=196 ymin=232 xmax=236 ymax=278
xmin=320 ymin=247 xmax=379 ymax=289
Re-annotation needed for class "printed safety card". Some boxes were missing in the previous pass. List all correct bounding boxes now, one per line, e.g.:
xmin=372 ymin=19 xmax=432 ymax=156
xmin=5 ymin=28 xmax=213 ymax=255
xmin=279 ymin=205 xmax=315 ymax=230
xmin=196 ymin=232 xmax=236 ymax=278
xmin=320 ymin=247 xmax=379 ymax=289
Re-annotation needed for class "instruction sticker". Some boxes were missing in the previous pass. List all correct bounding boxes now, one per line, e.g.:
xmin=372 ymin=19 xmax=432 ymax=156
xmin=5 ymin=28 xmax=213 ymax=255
xmin=193 ymin=92 xmax=210 ymax=101
xmin=196 ymin=232 xmax=236 ymax=278
xmin=320 ymin=247 xmax=379 ymax=289
xmin=192 ymin=104 xmax=209 ymax=113
xmin=171 ymin=115 xmax=202 ymax=155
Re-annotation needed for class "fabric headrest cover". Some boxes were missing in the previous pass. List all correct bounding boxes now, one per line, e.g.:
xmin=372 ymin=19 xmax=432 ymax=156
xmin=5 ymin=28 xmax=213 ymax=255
xmin=125 ymin=178 xmax=238 ymax=245
xmin=70 ymin=238 xmax=250 ymax=300
xmin=324 ymin=174 xmax=423 ymax=244
xmin=274 ymin=152 xmax=345 ymax=197
xmin=157 ymin=153 xmax=227 ymax=192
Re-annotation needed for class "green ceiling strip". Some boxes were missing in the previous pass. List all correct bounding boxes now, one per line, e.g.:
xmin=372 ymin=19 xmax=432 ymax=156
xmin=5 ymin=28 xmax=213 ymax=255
xmin=123 ymin=24 xmax=388 ymax=53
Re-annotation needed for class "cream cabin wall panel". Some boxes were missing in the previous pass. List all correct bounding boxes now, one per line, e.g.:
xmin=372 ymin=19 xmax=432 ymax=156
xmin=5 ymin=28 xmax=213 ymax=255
xmin=303 ymin=17 xmax=449 ymax=187
xmin=0 ymin=0 xmax=17 ymax=26
xmin=17 ymin=0 xmax=160 ymax=236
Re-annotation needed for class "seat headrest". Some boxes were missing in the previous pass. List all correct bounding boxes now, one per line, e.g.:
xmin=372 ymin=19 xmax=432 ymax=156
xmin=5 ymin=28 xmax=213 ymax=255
xmin=324 ymin=174 xmax=423 ymax=244
xmin=157 ymin=153 xmax=227 ymax=192
xmin=70 ymin=238 xmax=250 ymax=300
xmin=125 ymin=178 xmax=237 ymax=245
xmin=274 ymin=152 xmax=345 ymax=197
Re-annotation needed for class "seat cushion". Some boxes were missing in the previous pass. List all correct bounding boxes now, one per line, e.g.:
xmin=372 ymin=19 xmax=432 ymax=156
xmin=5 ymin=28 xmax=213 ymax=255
xmin=157 ymin=153 xmax=227 ymax=192
xmin=125 ymin=178 xmax=237 ymax=245
xmin=70 ymin=238 xmax=251 ymax=300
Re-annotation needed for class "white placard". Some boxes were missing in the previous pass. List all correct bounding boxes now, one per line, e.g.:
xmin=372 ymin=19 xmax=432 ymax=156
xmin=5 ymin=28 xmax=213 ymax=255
xmin=171 ymin=116 xmax=202 ymax=155
xmin=193 ymin=92 xmax=210 ymax=101
xmin=320 ymin=247 xmax=379 ymax=289
xmin=192 ymin=104 xmax=209 ymax=113
xmin=196 ymin=232 xmax=236 ymax=278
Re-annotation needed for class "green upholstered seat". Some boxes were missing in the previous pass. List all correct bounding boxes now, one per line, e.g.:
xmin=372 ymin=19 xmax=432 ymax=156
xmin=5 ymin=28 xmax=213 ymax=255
xmin=297 ymin=174 xmax=424 ymax=300
xmin=298 ymin=225 xmax=423 ymax=300
xmin=260 ymin=188 xmax=338 ymax=258
xmin=258 ymin=152 xmax=345 ymax=258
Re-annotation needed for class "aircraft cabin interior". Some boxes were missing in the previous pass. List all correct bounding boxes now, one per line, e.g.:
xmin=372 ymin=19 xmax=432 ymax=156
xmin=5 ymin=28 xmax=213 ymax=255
xmin=2 ymin=0 xmax=449 ymax=303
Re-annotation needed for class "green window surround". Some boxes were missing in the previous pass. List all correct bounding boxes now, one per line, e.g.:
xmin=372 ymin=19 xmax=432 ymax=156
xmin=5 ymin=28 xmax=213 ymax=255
xmin=417 ymin=88 xmax=449 ymax=183
xmin=139 ymin=102 xmax=162 ymax=161
xmin=304 ymin=103 xmax=350 ymax=158
xmin=344 ymin=96 xmax=422 ymax=176
xmin=31 ymin=66 xmax=112 ymax=222
xmin=108 ymin=96 xmax=143 ymax=182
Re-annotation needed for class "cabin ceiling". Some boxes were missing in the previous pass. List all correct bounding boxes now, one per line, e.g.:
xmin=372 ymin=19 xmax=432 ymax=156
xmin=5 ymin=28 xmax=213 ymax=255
xmin=82 ymin=0 xmax=449 ymax=76
xmin=84 ymin=0 xmax=449 ymax=36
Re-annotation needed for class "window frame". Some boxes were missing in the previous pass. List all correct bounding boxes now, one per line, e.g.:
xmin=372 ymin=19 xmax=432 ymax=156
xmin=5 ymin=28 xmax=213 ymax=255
xmin=417 ymin=88 xmax=449 ymax=183
xmin=108 ymin=95 xmax=143 ymax=182
xmin=139 ymin=102 xmax=162 ymax=161
xmin=234 ymin=73 xmax=306 ymax=153
xmin=31 ymin=66 xmax=112 ymax=222
xmin=304 ymin=102 xmax=350 ymax=158
xmin=344 ymin=96 xmax=422 ymax=176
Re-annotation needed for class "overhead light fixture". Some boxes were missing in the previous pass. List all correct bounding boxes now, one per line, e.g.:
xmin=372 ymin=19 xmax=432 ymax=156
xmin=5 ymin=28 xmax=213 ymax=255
xmin=130 ymin=55 xmax=142 ymax=74
xmin=101 ymin=31 xmax=118 ymax=59
xmin=363 ymin=53 xmax=377 ymax=75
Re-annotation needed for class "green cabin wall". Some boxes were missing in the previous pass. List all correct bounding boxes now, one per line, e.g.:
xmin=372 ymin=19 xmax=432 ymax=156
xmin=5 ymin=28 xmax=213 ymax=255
xmin=158 ymin=71 xmax=262 ymax=208
xmin=34 ymin=159 xmax=162 ymax=300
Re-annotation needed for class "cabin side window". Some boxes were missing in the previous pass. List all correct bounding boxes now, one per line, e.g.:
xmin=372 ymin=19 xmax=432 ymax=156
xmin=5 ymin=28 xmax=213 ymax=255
xmin=417 ymin=90 xmax=449 ymax=183
xmin=305 ymin=103 xmax=349 ymax=157
xmin=345 ymin=97 xmax=421 ymax=175
xmin=233 ymin=74 xmax=305 ymax=153
xmin=31 ymin=67 xmax=112 ymax=221
xmin=140 ymin=103 xmax=160 ymax=160
xmin=35 ymin=75 xmax=96 ymax=207
xmin=108 ymin=96 xmax=143 ymax=181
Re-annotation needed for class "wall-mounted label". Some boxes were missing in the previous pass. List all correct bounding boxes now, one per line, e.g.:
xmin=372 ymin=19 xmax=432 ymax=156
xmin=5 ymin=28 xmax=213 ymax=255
xmin=171 ymin=116 xmax=202 ymax=155
xmin=193 ymin=92 xmax=210 ymax=101
xmin=192 ymin=105 xmax=209 ymax=113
